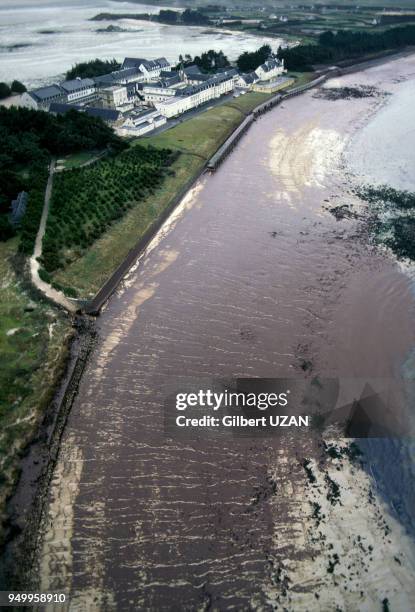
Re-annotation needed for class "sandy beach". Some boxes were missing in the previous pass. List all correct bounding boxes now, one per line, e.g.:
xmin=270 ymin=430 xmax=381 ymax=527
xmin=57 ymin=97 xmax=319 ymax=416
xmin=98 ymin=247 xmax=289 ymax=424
xmin=33 ymin=55 xmax=415 ymax=610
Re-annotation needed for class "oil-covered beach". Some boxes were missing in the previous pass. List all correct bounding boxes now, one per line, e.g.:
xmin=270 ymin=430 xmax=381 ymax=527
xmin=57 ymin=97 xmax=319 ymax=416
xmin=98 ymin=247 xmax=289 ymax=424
xmin=35 ymin=55 xmax=415 ymax=609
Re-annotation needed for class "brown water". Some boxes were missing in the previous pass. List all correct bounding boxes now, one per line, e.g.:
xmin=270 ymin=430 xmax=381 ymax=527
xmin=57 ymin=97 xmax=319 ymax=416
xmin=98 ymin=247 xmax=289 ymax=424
xmin=37 ymin=56 xmax=415 ymax=609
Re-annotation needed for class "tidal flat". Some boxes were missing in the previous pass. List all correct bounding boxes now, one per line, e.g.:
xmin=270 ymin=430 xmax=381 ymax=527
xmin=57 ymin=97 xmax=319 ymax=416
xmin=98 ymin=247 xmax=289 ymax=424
xmin=32 ymin=55 xmax=415 ymax=609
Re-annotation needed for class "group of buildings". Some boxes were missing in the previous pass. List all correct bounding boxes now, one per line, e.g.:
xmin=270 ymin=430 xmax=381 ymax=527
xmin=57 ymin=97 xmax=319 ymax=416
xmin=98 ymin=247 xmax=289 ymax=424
xmin=21 ymin=54 xmax=288 ymax=137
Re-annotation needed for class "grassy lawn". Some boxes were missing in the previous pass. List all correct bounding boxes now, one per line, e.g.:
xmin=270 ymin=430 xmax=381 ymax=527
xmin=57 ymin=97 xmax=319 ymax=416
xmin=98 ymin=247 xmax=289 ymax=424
xmin=286 ymin=71 xmax=315 ymax=89
xmin=53 ymin=103 xmax=251 ymax=297
xmin=0 ymin=239 xmax=71 ymax=531
xmin=60 ymin=151 xmax=102 ymax=169
xmin=222 ymin=91 xmax=271 ymax=115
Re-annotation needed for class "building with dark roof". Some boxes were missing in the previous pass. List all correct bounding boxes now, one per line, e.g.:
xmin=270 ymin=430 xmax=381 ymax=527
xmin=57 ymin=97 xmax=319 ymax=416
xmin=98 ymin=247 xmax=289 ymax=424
xmin=121 ymin=57 xmax=171 ymax=79
xmin=236 ymin=71 xmax=259 ymax=87
xmin=60 ymin=78 xmax=96 ymax=103
xmin=21 ymin=85 xmax=66 ymax=110
xmin=255 ymin=57 xmax=285 ymax=81
xmin=155 ymin=70 xmax=236 ymax=118
xmin=10 ymin=191 xmax=28 ymax=226
xmin=49 ymin=103 xmax=121 ymax=125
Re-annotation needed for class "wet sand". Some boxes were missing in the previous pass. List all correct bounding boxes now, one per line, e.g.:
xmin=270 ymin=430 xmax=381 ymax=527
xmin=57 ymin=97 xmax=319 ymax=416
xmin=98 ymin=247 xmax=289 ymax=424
xmin=36 ymin=56 xmax=415 ymax=610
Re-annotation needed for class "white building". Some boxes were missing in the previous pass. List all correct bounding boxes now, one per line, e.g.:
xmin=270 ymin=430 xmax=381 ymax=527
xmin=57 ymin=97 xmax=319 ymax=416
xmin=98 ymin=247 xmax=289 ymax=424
xmin=60 ymin=78 xmax=96 ymax=104
xmin=155 ymin=71 xmax=235 ymax=119
xmin=117 ymin=109 xmax=167 ymax=137
xmin=100 ymin=85 xmax=129 ymax=110
xmin=255 ymin=58 xmax=285 ymax=82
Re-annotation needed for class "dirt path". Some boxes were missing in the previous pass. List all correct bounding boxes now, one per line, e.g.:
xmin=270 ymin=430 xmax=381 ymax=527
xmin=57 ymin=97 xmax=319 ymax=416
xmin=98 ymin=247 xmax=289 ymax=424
xmin=30 ymin=160 xmax=77 ymax=313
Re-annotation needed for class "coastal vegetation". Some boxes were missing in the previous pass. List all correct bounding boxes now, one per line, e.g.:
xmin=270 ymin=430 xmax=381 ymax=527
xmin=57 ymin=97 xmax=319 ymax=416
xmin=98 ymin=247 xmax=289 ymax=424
xmin=91 ymin=8 xmax=211 ymax=27
xmin=0 ymin=81 xmax=26 ymax=100
xmin=357 ymin=186 xmax=415 ymax=261
xmin=41 ymin=145 xmax=176 ymax=277
xmin=180 ymin=49 xmax=230 ymax=72
xmin=0 ymin=238 xmax=71 ymax=540
xmin=65 ymin=58 xmax=121 ymax=80
xmin=278 ymin=24 xmax=415 ymax=70
xmin=237 ymin=44 xmax=272 ymax=72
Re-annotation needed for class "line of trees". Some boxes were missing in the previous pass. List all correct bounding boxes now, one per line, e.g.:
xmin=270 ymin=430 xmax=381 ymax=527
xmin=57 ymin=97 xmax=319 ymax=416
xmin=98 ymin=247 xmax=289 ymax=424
xmin=179 ymin=50 xmax=230 ymax=72
xmin=65 ymin=58 xmax=121 ymax=80
xmin=278 ymin=24 xmax=415 ymax=71
xmin=0 ymin=80 xmax=26 ymax=100
xmin=236 ymin=45 xmax=272 ymax=72
xmin=92 ymin=9 xmax=210 ymax=27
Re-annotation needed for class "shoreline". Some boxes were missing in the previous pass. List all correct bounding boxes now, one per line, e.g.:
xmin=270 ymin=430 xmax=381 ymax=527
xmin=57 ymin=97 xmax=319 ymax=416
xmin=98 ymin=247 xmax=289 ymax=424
xmin=3 ymin=50 xmax=415 ymax=596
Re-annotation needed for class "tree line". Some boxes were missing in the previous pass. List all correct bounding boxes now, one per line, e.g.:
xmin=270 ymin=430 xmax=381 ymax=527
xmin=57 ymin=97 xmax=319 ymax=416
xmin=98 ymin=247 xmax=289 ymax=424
xmin=179 ymin=50 xmax=230 ymax=72
xmin=278 ymin=24 xmax=415 ymax=70
xmin=0 ymin=80 xmax=26 ymax=100
xmin=65 ymin=58 xmax=121 ymax=80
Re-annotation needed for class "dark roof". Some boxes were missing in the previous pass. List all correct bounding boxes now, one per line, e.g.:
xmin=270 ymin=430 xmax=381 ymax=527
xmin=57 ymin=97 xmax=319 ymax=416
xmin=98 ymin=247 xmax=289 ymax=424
xmin=60 ymin=78 xmax=95 ymax=92
xmin=240 ymin=71 xmax=257 ymax=84
xmin=137 ymin=120 xmax=152 ymax=129
xmin=183 ymin=65 xmax=202 ymax=76
xmin=257 ymin=58 xmax=281 ymax=73
xmin=144 ymin=74 xmax=181 ymax=89
xmin=122 ymin=57 xmax=170 ymax=71
xmin=110 ymin=67 xmax=141 ymax=82
xmin=10 ymin=191 xmax=28 ymax=225
xmin=160 ymin=70 xmax=178 ymax=78
xmin=176 ymin=71 xmax=234 ymax=97
xmin=122 ymin=57 xmax=147 ymax=69
xmin=49 ymin=103 xmax=120 ymax=122
xmin=85 ymin=107 xmax=121 ymax=122
xmin=29 ymin=84 xmax=64 ymax=101
xmin=93 ymin=73 xmax=116 ymax=86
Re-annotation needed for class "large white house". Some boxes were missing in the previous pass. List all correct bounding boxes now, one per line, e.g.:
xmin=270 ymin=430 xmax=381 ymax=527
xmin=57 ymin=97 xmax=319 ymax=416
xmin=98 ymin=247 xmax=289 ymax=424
xmin=155 ymin=71 xmax=235 ymax=119
xmin=255 ymin=58 xmax=285 ymax=82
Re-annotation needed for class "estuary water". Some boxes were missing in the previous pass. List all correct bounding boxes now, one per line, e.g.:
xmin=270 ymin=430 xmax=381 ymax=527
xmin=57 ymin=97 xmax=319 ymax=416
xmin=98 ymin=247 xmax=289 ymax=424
xmin=35 ymin=56 xmax=415 ymax=609
xmin=0 ymin=0 xmax=280 ymax=87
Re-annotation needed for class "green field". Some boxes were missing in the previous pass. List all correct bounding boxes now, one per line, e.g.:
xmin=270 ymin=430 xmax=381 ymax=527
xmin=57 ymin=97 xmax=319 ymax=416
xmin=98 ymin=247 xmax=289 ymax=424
xmin=0 ymin=239 xmax=71 ymax=531
xmin=53 ymin=99 xmax=263 ymax=297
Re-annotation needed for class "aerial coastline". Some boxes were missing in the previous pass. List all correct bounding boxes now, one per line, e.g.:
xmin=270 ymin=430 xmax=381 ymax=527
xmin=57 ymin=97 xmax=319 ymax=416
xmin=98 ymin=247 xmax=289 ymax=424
xmin=1 ymin=1 xmax=415 ymax=606
xmin=30 ymin=53 xmax=415 ymax=608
